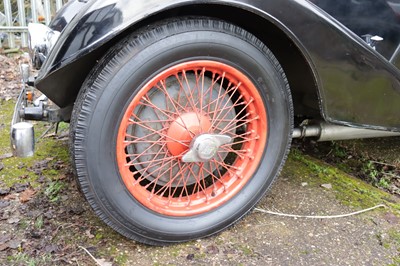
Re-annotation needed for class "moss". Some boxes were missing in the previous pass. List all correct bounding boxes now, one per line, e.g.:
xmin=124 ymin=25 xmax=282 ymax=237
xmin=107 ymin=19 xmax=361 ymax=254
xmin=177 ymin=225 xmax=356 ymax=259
xmin=286 ymin=149 xmax=400 ymax=212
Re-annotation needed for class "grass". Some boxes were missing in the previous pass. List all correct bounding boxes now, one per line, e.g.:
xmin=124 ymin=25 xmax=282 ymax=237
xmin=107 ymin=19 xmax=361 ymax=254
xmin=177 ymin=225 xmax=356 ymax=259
xmin=44 ymin=180 xmax=64 ymax=202
xmin=7 ymin=252 xmax=52 ymax=266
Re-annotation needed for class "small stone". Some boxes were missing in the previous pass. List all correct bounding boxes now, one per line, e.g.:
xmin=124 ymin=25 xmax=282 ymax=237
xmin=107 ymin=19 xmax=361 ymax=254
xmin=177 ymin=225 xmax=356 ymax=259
xmin=301 ymin=182 xmax=308 ymax=187
xmin=321 ymin=184 xmax=332 ymax=189
xmin=0 ymin=188 xmax=10 ymax=196
xmin=7 ymin=217 xmax=20 ymax=224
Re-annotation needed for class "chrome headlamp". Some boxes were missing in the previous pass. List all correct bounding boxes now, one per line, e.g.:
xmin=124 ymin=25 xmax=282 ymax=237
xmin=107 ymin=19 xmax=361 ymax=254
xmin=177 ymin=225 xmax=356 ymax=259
xmin=28 ymin=23 xmax=61 ymax=69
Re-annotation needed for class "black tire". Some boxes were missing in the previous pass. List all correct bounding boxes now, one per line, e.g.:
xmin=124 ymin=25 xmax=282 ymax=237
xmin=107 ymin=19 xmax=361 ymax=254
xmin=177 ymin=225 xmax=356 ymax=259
xmin=70 ymin=18 xmax=293 ymax=245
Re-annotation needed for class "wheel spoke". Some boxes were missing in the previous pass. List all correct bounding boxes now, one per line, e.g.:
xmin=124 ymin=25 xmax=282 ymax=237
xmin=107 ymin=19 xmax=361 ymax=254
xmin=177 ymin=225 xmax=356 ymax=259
xmin=129 ymin=115 xmax=190 ymax=147
xmin=116 ymin=60 xmax=267 ymax=216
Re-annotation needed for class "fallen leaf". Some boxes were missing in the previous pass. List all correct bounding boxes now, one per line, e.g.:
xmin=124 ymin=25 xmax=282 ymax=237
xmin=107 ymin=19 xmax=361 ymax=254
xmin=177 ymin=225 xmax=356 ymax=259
xmin=4 ymin=194 xmax=16 ymax=200
xmin=20 ymin=188 xmax=36 ymax=203
xmin=11 ymin=183 xmax=29 ymax=193
xmin=85 ymin=229 xmax=95 ymax=239
xmin=57 ymin=174 xmax=67 ymax=180
xmin=7 ymin=239 xmax=21 ymax=249
xmin=0 ymin=244 xmax=8 ymax=251
xmin=44 ymin=244 xmax=59 ymax=253
xmin=0 ymin=234 xmax=11 ymax=244
xmin=0 ymin=200 xmax=10 ymax=209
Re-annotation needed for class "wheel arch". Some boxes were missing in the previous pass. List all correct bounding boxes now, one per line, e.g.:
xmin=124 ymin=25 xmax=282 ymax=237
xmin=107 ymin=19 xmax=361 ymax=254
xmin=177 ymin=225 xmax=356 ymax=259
xmin=40 ymin=3 xmax=322 ymax=119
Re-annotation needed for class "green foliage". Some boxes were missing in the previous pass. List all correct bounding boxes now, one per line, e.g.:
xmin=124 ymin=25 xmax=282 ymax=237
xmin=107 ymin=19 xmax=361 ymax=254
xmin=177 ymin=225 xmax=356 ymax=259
xmin=7 ymin=252 xmax=51 ymax=266
xmin=44 ymin=180 xmax=64 ymax=202
xmin=34 ymin=215 xmax=43 ymax=229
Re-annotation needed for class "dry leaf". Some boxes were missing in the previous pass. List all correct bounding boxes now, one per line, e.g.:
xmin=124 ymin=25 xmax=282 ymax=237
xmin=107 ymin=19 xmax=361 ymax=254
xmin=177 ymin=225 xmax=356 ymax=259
xmin=20 ymin=188 xmax=36 ymax=203
xmin=4 ymin=194 xmax=16 ymax=200
xmin=85 ymin=229 xmax=94 ymax=239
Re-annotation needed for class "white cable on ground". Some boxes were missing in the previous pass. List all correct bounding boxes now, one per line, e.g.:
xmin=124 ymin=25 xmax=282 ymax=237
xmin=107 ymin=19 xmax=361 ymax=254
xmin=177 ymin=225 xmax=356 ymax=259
xmin=254 ymin=204 xmax=386 ymax=219
xmin=79 ymin=246 xmax=103 ymax=266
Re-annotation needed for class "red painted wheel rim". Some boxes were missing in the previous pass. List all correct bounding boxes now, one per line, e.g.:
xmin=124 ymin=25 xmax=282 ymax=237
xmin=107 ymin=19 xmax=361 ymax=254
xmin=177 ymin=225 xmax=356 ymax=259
xmin=116 ymin=60 xmax=267 ymax=216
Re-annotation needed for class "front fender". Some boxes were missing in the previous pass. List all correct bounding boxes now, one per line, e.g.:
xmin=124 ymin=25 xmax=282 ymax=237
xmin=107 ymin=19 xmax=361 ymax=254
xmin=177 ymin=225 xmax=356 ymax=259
xmin=37 ymin=0 xmax=317 ymax=108
xmin=36 ymin=0 xmax=400 ymax=131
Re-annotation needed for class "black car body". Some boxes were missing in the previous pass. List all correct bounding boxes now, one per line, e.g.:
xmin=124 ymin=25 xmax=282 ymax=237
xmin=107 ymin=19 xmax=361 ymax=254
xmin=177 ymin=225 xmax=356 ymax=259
xmin=35 ymin=0 xmax=400 ymax=131
xmin=11 ymin=0 xmax=400 ymax=245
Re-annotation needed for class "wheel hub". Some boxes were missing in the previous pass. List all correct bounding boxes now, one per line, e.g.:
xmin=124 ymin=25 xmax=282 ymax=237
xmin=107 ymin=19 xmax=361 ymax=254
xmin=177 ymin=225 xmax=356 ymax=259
xmin=182 ymin=134 xmax=232 ymax=163
xmin=166 ymin=112 xmax=211 ymax=156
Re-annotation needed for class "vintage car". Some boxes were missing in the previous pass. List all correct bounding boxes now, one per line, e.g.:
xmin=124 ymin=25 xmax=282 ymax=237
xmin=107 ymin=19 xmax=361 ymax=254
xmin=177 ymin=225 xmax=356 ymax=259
xmin=10 ymin=0 xmax=400 ymax=245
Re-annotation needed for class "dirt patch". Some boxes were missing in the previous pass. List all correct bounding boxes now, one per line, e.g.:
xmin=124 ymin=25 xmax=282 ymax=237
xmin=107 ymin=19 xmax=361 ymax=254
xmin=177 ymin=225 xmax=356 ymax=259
xmin=0 ymin=55 xmax=399 ymax=265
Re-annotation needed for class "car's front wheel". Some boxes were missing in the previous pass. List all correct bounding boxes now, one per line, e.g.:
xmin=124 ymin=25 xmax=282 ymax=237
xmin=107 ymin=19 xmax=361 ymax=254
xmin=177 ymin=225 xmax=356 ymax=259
xmin=70 ymin=18 xmax=293 ymax=245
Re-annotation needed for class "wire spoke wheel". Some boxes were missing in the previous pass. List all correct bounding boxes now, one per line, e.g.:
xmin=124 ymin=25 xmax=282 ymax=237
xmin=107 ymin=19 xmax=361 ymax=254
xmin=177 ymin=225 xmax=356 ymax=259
xmin=117 ymin=61 xmax=267 ymax=216
xmin=71 ymin=18 xmax=292 ymax=245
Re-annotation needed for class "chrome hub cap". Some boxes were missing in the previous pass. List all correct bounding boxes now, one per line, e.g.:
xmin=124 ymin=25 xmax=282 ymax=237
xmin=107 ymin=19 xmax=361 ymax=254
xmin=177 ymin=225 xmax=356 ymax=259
xmin=182 ymin=134 xmax=232 ymax=163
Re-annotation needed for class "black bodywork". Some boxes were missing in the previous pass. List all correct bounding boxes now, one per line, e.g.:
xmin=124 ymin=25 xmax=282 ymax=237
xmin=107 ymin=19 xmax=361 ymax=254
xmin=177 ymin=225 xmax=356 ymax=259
xmin=36 ymin=0 xmax=400 ymax=131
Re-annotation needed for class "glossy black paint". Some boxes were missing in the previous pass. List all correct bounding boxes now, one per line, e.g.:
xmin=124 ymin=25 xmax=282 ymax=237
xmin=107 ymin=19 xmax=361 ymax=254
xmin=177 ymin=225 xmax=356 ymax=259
xmin=49 ymin=0 xmax=87 ymax=32
xmin=37 ymin=0 xmax=400 ymax=131
xmin=311 ymin=0 xmax=400 ymax=60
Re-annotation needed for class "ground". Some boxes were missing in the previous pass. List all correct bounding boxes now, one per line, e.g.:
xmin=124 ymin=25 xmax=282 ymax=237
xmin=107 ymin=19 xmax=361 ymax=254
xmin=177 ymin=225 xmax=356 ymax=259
xmin=0 ymin=54 xmax=399 ymax=265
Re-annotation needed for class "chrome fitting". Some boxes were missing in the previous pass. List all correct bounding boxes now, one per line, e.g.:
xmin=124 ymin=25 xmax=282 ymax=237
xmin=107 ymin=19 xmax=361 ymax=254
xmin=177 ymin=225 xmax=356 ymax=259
xmin=11 ymin=122 xmax=35 ymax=158
xmin=28 ymin=23 xmax=60 ymax=69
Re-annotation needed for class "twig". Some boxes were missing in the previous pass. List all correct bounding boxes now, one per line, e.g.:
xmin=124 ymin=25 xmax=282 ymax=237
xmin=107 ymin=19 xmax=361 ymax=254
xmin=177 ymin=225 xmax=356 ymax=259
xmin=370 ymin=160 xmax=398 ymax=168
xmin=51 ymin=223 xmax=76 ymax=240
xmin=79 ymin=246 xmax=102 ymax=266
xmin=37 ymin=123 xmax=56 ymax=142
xmin=383 ymin=172 xmax=400 ymax=179
xmin=254 ymin=204 xmax=386 ymax=219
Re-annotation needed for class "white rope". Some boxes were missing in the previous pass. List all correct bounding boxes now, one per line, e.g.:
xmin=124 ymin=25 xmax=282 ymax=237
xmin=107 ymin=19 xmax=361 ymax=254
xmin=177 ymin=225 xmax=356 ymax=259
xmin=79 ymin=246 xmax=103 ymax=266
xmin=254 ymin=204 xmax=386 ymax=219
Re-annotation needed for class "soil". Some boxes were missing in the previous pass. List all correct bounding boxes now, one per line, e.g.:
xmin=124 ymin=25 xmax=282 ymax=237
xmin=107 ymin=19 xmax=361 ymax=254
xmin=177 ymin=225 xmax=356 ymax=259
xmin=0 ymin=54 xmax=399 ymax=265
